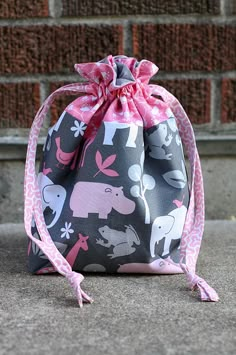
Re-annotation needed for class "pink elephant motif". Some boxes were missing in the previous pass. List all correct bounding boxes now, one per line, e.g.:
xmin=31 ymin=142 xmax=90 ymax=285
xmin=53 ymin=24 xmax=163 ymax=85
xmin=117 ymin=258 xmax=183 ymax=274
xmin=70 ymin=182 xmax=135 ymax=219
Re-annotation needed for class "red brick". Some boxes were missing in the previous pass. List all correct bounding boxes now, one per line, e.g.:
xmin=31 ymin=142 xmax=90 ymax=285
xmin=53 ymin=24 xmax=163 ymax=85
xmin=0 ymin=83 xmax=40 ymax=128
xmin=133 ymin=24 xmax=236 ymax=72
xmin=0 ymin=0 xmax=48 ymax=19
xmin=151 ymin=79 xmax=211 ymax=124
xmin=0 ymin=25 xmax=123 ymax=75
xmin=49 ymin=82 xmax=83 ymax=125
xmin=221 ymin=79 xmax=236 ymax=123
xmin=62 ymin=0 xmax=220 ymax=16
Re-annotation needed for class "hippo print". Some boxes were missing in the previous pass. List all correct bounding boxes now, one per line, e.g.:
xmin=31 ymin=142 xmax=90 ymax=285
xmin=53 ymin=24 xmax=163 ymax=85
xmin=70 ymin=182 xmax=135 ymax=219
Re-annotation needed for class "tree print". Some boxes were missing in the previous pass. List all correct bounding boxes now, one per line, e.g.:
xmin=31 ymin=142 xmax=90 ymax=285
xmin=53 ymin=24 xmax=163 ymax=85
xmin=128 ymin=152 xmax=155 ymax=224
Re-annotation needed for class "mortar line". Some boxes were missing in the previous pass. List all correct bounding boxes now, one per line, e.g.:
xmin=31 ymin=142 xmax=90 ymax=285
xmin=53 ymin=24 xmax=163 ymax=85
xmin=210 ymin=79 xmax=222 ymax=129
xmin=0 ymin=15 xmax=236 ymax=27
xmin=220 ymin=0 xmax=227 ymax=16
xmin=123 ymin=21 xmax=133 ymax=56
xmin=153 ymin=71 xmax=236 ymax=80
xmin=48 ymin=0 xmax=62 ymax=18
xmin=0 ymin=75 xmax=83 ymax=83
xmin=1 ymin=71 xmax=236 ymax=84
xmin=40 ymin=82 xmax=51 ymax=128
xmin=220 ymin=0 xmax=234 ymax=16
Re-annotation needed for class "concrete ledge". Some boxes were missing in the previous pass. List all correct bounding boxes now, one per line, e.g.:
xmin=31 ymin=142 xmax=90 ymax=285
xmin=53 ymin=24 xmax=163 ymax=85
xmin=0 ymin=147 xmax=235 ymax=221
xmin=0 ymin=136 xmax=45 ymax=160
xmin=0 ymin=134 xmax=236 ymax=160
xmin=0 ymin=221 xmax=235 ymax=355
xmin=196 ymin=135 xmax=236 ymax=156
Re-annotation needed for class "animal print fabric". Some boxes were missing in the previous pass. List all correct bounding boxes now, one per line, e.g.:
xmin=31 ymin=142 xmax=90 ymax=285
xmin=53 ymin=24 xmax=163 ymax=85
xmin=24 ymin=55 xmax=219 ymax=304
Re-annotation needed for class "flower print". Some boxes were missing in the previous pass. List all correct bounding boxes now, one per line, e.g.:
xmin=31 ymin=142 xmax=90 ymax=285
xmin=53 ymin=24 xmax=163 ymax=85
xmin=151 ymin=106 xmax=160 ymax=116
xmin=60 ymin=222 xmax=74 ymax=239
xmin=68 ymin=104 xmax=74 ymax=110
xmin=70 ymin=120 xmax=87 ymax=137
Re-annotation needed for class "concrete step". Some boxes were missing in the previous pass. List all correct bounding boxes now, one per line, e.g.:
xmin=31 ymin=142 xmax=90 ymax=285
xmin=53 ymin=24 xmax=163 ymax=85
xmin=0 ymin=221 xmax=235 ymax=355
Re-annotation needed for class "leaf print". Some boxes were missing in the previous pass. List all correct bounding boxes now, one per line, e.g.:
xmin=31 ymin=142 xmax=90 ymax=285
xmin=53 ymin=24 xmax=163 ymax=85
xmin=128 ymin=164 xmax=142 ymax=182
xmin=32 ymin=232 xmax=40 ymax=255
xmin=54 ymin=242 xmax=67 ymax=255
xmin=128 ymin=162 xmax=156 ymax=224
xmin=95 ymin=150 xmax=103 ymax=169
xmin=102 ymin=169 xmax=119 ymax=177
xmin=94 ymin=151 xmax=119 ymax=177
xmin=37 ymin=249 xmax=47 ymax=259
xmin=143 ymin=174 xmax=155 ymax=190
xmin=33 ymin=242 xmax=67 ymax=259
xmin=140 ymin=151 xmax=145 ymax=170
xmin=130 ymin=185 xmax=140 ymax=198
xmin=162 ymin=170 xmax=187 ymax=189
xmin=101 ymin=154 xmax=116 ymax=169
xmin=181 ymin=160 xmax=187 ymax=181
xmin=32 ymin=241 xmax=39 ymax=255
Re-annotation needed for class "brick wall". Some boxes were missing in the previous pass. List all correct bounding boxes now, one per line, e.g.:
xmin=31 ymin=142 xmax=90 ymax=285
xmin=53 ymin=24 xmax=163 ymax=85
xmin=0 ymin=0 xmax=235 ymax=132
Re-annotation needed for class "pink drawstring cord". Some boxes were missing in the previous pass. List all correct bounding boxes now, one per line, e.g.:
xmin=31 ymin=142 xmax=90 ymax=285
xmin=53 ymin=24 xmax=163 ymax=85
xmin=149 ymin=84 xmax=219 ymax=302
xmin=24 ymin=82 xmax=101 ymax=307
xmin=181 ymin=264 xmax=219 ymax=302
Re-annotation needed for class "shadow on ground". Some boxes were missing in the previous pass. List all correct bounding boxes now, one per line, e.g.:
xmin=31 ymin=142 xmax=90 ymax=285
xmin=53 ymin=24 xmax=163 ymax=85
xmin=0 ymin=222 xmax=235 ymax=355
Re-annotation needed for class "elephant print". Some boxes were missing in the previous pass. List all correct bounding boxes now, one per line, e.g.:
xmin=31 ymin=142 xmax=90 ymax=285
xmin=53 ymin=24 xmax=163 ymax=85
xmin=146 ymin=116 xmax=183 ymax=161
xmin=103 ymin=121 xmax=139 ymax=148
xmin=146 ymin=122 xmax=173 ymax=160
xmin=44 ymin=111 xmax=66 ymax=152
xmin=38 ymin=172 xmax=66 ymax=229
xmin=150 ymin=204 xmax=187 ymax=258
xmin=117 ymin=258 xmax=182 ymax=274
xmin=70 ymin=182 xmax=135 ymax=219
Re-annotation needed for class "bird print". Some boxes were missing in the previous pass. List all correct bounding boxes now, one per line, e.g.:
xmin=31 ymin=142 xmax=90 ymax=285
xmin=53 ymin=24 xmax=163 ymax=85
xmin=173 ymin=195 xmax=185 ymax=208
xmin=42 ymin=162 xmax=52 ymax=175
xmin=55 ymin=136 xmax=79 ymax=170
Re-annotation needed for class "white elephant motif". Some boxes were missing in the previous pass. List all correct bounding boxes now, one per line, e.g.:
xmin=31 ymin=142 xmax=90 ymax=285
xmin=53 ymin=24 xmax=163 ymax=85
xmin=146 ymin=122 xmax=173 ymax=160
xmin=48 ymin=111 xmax=66 ymax=137
xmin=150 ymin=205 xmax=187 ymax=257
xmin=38 ymin=172 xmax=66 ymax=229
xmin=103 ymin=121 xmax=139 ymax=147
xmin=44 ymin=111 xmax=66 ymax=151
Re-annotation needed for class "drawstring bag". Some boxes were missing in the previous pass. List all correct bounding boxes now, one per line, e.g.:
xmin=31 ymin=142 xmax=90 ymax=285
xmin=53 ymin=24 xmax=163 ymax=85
xmin=24 ymin=55 xmax=219 ymax=307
